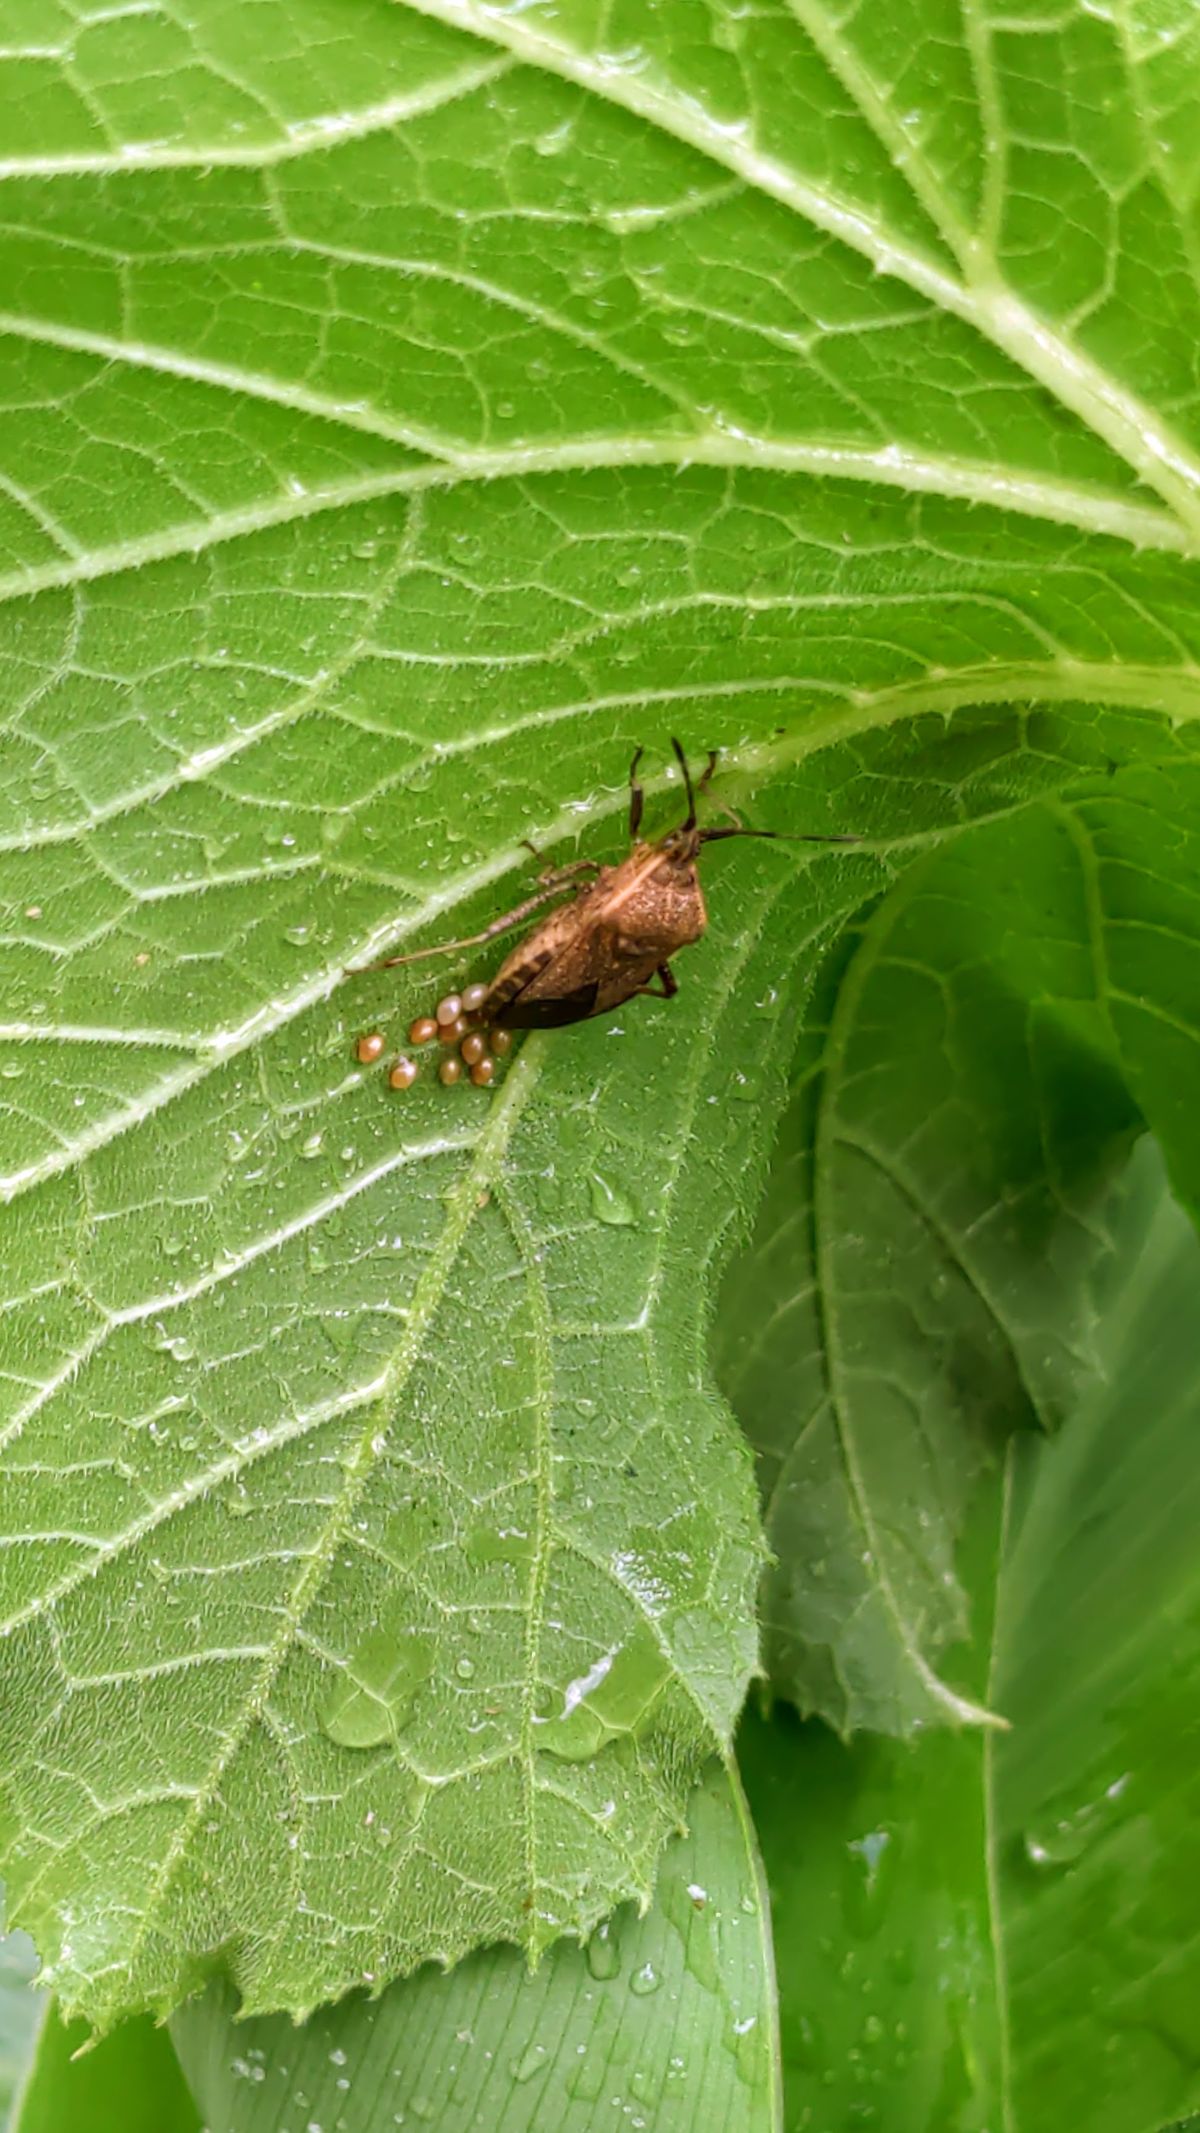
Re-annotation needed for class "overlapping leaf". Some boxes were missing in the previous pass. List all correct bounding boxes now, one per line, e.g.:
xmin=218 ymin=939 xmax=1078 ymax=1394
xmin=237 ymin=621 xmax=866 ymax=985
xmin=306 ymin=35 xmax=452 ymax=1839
xmin=171 ymin=1760 xmax=777 ymax=2133
xmin=744 ymin=1139 xmax=1200 ymax=2133
xmin=719 ymin=766 xmax=1200 ymax=1733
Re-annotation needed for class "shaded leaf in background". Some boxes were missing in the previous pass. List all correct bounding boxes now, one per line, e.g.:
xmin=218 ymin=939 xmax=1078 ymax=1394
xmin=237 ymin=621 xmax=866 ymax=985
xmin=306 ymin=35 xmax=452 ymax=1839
xmin=171 ymin=1760 xmax=778 ymax=2133
xmin=742 ymin=1139 xmax=1200 ymax=2133
xmin=1 ymin=0 xmax=1200 ymax=2041
xmin=720 ymin=799 xmax=1148 ymax=1731
xmin=1062 ymin=761 xmax=1200 ymax=1218
xmin=6 ymin=2004 xmax=199 ymax=2133
xmin=994 ymin=1148 xmax=1200 ymax=2130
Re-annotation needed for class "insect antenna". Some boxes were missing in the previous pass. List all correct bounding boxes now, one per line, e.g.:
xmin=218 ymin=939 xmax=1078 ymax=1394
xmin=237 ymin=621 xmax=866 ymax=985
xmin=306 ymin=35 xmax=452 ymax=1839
xmin=671 ymin=735 xmax=698 ymax=830
xmin=697 ymin=825 xmax=861 ymax=846
xmin=670 ymin=737 xmax=857 ymax=846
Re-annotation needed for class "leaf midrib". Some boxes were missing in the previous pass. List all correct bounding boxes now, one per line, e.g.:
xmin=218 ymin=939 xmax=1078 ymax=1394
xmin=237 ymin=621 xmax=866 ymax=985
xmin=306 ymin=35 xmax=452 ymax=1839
xmin=20 ymin=856 xmax=797 ymax=2005
xmin=76 ymin=1036 xmax=548 ymax=2012
xmin=385 ymin=0 xmax=1200 ymax=539
xmin=0 ymin=407 xmax=1187 ymax=617
xmin=0 ymin=55 xmax=516 ymax=179
xmin=5 ymin=676 xmax=1200 ymax=1221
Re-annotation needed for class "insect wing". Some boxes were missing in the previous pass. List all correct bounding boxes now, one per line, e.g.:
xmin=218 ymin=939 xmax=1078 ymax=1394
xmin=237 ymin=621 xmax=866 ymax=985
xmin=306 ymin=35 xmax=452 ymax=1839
xmin=498 ymin=980 xmax=601 ymax=1029
xmin=486 ymin=918 xmax=613 ymax=1030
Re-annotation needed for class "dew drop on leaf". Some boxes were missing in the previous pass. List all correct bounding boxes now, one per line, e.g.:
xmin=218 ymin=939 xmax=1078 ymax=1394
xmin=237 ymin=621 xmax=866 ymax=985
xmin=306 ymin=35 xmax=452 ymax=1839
xmin=586 ymin=1918 xmax=620 ymax=1980
xmin=732 ymin=2015 xmax=760 ymax=2083
xmin=535 ymin=1621 xmax=671 ymax=1762
xmin=464 ymin=1525 xmax=535 ymax=1568
xmin=509 ymin=2041 xmax=549 ymax=2084
xmin=629 ymin=1961 xmax=660 ymax=1996
xmin=588 ymin=1172 xmax=638 ymax=1226
xmin=320 ymin=1629 xmax=435 ymax=1749
xmin=323 ymin=1311 xmax=358 ymax=1355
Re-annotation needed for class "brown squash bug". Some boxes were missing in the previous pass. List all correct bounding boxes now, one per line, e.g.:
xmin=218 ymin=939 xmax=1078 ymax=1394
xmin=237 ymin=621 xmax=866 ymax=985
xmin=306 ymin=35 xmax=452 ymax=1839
xmin=355 ymin=740 xmax=856 ymax=1079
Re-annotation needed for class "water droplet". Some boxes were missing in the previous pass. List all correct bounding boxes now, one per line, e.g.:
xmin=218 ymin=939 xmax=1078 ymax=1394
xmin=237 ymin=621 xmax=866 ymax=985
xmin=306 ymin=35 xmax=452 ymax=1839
xmin=464 ymin=1525 xmax=535 ymax=1569
xmin=224 ymin=1481 xmax=252 ymax=1519
xmin=790 ymin=2013 xmax=823 ymax=2070
xmin=533 ymin=119 xmax=574 ymax=156
xmin=586 ymin=1919 xmax=620 ymax=1979
xmin=732 ymin=2014 xmax=759 ymax=2083
xmin=1022 ymin=1773 xmax=1132 ymax=1868
xmin=510 ymin=2041 xmax=549 ymax=2084
xmin=301 ymin=1132 xmax=324 ymax=1159
xmin=629 ymin=1962 xmax=660 ymax=1996
xmin=589 ymin=1173 xmax=638 ymax=1227
xmin=151 ymin=1329 xmax=196 ymax=1364
xmin=285 ymin=924 xmax=311 ymax=947
xmin=324 ymin=1311 xmax=358 ymax=1355
xmin=455 ymin=1656 xmax=475 ymax=1680
xmin=320 ymin=1629 xmax=435 ymax=1749
xmin=535 ymin=1622 xmax=670 ymax=1763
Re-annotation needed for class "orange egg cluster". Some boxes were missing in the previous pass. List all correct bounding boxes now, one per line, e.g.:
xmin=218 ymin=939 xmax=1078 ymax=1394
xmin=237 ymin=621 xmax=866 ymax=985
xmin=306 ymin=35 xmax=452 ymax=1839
xmin=355 ymin=984 xmax=514 ymax=1094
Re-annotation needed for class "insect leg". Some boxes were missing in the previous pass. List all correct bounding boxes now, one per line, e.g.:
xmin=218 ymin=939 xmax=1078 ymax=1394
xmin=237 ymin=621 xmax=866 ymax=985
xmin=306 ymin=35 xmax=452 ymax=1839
xmin=348 ymin=881 xmax=576 ymax=973
xmin=628 ymin=746 xmax=646 ymax=841
xmin=518 ymin=838 xmax=601 ymax=889
xmin=535 ymin=857 xmax=601 ymax=890
xmin=635 ymin=963 xmax=680 ymax=1001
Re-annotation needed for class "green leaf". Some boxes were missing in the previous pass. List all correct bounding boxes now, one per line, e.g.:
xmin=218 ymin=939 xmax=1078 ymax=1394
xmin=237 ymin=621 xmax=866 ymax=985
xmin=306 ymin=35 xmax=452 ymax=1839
xmin=743 ymin=1139 xmax=1200 ymax=2133
xmin=7 ymin=2004 xmax=200 ymax=2133
xmin=1060 ymin=762 xmax=1200 ymax=1217
xmin=717 ymin=802 xmax=1146 ymax=1732
xmin=171 ymin=1759 xmax=779 ymax=2133
xmin=741 ymin=1707 xmax=1000 ymax=2130
xmin=3 ymin=0 xmax=1200 ymax=2032
xmin=992 ymin=1149 xmax=1200 ymax=2130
